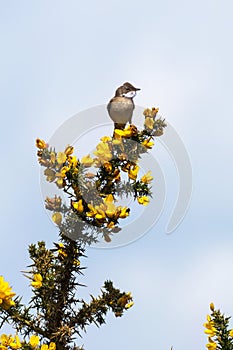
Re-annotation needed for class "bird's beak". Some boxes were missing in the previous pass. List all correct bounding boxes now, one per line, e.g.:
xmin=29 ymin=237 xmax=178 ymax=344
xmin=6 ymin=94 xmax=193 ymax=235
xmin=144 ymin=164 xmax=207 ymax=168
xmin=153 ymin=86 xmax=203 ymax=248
xmin=135 ymin=87 xmax=140 ymax=91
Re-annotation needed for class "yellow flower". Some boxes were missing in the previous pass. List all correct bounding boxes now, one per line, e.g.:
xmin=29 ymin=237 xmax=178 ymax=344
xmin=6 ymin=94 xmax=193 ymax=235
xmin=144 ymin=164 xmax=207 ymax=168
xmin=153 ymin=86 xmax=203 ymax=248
xmin=91 ymin=197 xmax=112 ymax=220
xmin=102 ymin=195 xmax=120 ymax=220
xmin=55 ymin=167 xmax=69 ymax=186
xmin=9 ymin=335 xmax=21 ymax=349
xmin=206 ymin=340 xmax=217 ymax=350
xmin=86 ymin=204 xmax=97 ymax=218
xmin=29 ymin=335 xmax=40 ymax=348
xmin=57 ymin=243 xmax=67 ymax=258
xmin=0 ymin=334 xmax=14 ymax=346
xmin=128 ymin=165 xmax=139 ymax=180
xmin=204 ymin=328 xmax=217 ymax=337
xmin=41 ymin=345 xmax=48 ymax=350
xmin=101 ymin=136 xmax=111 ymax=142
xmin=44 ymin=169 xmax=56 ymax=182
xmin=87 ymin=195 xmax=127 ymax=224
xmin=104 ymin=194 xmax=115 ymax=207
xmin=124 ymin=129 xmax=133 ymax=137
xmin=230 ymin=329 xmax=233 ymax=338
xmin=114 ymin=129 xmax=126 ymax=137
xmin=142 ymin=139 xmax=154 ymax=149
xmin=125 ymin=301 xmax=134 ymax=309
xmin=137 ymin=196 xmax=150 ymax=205
xmin=60 ymin=165 xmax=69 ymax=176
xmin=105 ymin=203 xmax=117 ymax=219
xmin=114 ymin=128 xmax=132 ymax=137
xmin=144 ymin=117 xmax=154 ymax=130
xmin=57 ymin=152 xmax=67 ymax=165
xmin=72 ymin=199 xmax=84 ymax=214
xmin=203 ymin=315 xmax=215 ymax=331
xmin=31 ymin=274 xmax=43 ymax=289
xmin=93 ymin=142 xmax=112 ymax=163
xmin=67 ymin=155 xmax=78 ymax=168
xmin=203 ymin=314 xmax=217 ymax=337
xmin=141 ymin=171 xmax=153 ymax=184
xmin=0 ymin=298 xmax=15 ymax=310
xmin=95 ymin=206 xmax=106 ymax=220
xmin=49 ymin=343 xmax=56 ymax=350
xmin=56 ymin=178 xmax=64 ymax=188
xmin=52 ymin=212 xmax=62 ymax=225
xmin=119 ymin=207 xmax=130 ymax=218
xmin=36 ymin=138 xmax=47 ymax=149
xmin=64 ymin=145 xmax=74 ymax=156
xmin=0 ymin=276 xmax=16 ymax=310
xmin=104 ymin=194 xmax=114 ymax=203
xmin=81 ymin=154 xmax=94 ymax=167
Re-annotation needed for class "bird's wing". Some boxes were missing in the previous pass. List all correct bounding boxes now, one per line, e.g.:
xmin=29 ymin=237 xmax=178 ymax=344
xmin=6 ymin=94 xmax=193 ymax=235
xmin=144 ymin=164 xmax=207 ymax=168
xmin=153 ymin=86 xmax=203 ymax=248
xmin=107 ymin=98 xmax=114 ymax=114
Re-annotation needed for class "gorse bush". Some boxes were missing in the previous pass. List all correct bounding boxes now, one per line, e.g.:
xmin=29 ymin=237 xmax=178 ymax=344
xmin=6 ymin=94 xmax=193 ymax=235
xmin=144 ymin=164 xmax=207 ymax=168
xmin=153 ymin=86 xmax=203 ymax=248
xmin=1 ymin=106 xmax=232 ymax=349
xmin=0 ymin=108 xmax=167 ymax=349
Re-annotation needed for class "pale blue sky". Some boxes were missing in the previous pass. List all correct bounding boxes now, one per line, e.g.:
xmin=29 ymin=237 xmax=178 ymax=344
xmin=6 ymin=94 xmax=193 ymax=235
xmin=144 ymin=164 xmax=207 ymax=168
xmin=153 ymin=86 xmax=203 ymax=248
xmin=1 ymin=1 xmax=233 ymax=349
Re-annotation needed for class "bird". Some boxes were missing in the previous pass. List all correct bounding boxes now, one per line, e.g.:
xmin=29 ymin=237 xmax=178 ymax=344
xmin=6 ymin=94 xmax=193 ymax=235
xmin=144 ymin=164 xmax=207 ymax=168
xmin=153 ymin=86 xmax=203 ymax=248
xmin=107 ymin=82 xmax=140 ymax=130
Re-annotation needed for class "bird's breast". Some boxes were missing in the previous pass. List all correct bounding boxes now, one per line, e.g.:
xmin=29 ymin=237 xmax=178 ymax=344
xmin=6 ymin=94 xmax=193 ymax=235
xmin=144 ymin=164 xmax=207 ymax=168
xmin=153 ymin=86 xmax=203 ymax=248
xmin=107 ymin=97 xmax=134 ymax=124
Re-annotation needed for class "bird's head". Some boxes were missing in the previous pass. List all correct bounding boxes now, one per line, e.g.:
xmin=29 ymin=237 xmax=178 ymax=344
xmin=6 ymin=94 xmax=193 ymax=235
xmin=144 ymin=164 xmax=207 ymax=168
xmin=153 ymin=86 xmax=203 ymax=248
xmin=115 ymin=82 xmax=140 ymax=98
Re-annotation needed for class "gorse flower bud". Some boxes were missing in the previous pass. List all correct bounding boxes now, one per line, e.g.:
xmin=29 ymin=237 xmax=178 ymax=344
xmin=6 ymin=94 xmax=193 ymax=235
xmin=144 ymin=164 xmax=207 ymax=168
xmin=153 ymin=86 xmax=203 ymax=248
xmin=210 ymin=302 xmax=215 ymax=311
xmin=31 ymin=274 xmax=43 ymax=289
xmin=64 ymin=145 xmax=74 ymax=156
xmin=36 ymin=138 xmax=47 ymax=149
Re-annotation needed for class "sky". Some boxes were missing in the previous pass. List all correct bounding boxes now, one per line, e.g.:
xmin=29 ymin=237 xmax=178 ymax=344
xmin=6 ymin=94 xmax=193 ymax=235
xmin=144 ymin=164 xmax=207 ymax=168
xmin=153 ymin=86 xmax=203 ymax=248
xmin=1 ymin=1 xmax=233 ymax=349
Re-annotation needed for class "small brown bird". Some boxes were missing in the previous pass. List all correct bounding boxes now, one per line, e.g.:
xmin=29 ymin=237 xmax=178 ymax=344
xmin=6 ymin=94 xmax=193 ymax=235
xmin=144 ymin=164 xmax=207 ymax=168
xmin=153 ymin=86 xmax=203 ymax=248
xmin=107 ymin=82 xmax=140 ymax=130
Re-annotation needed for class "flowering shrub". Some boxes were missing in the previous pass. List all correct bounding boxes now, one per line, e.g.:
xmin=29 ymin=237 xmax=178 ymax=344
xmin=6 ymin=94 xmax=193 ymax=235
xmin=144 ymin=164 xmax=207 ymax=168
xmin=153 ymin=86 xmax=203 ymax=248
xmin=0 ymin=107 xmax=166 ymax=349
xmin=204 ymin=303 xmax=233 ymax=350
xmin=2 ymin=104 xmax=232 ymax=350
